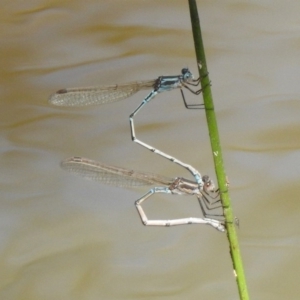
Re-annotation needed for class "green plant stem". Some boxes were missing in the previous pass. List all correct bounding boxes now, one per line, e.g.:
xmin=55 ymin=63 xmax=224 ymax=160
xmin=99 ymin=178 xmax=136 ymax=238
xmin=188 ymin=1 xmax=249 ymax=299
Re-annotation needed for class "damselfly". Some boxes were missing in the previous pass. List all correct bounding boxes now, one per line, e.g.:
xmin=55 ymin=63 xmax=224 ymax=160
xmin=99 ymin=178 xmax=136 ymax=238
xmin=62 ymin=156 xmax=225 ymax=232
xmin=49 ymin=68 xmax=208 ymax=177
xmin=49 ymin=68 xmax=205 ymax=108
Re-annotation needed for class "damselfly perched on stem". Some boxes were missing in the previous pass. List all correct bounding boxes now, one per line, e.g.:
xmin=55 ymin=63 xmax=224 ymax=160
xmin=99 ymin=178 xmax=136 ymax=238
xmin=49 ymin=68 xmax=205 ymax=108
xmin=49 ymin=68 xmax=208 ymax=176
xmin=62 ymin=156 xmax=225 ymax=232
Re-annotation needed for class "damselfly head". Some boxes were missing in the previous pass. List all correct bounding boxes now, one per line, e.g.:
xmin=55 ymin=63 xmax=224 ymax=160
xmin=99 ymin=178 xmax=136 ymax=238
xmin=181 ymin=68 xmax=193 ymax=81
xmin=202 ymin=175 xmax=216 ymax=192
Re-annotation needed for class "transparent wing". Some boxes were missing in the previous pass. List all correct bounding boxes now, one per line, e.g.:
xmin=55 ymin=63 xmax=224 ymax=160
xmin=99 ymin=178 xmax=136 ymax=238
xmin=61 ymin=157 xmax=174 ymax=188
xmin=49 ymin=80 xmax=155 ymax=107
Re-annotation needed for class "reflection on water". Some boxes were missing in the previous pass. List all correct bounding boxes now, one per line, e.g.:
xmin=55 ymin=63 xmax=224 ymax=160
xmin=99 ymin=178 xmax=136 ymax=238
xmin=1 ymin=1 xmax=300 ymax=299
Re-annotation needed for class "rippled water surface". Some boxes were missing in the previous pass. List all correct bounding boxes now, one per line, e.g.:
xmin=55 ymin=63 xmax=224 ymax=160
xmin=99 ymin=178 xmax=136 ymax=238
xmin=1 ymin=1 xmax=300 ymax=299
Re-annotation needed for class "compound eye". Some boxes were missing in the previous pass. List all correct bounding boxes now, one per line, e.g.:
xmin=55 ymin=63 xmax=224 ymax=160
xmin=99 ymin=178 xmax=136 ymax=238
xmin=181 ymin=68 xmax=188 ymax=75
xmin=202 ymin=175 xmax=209 ymax=183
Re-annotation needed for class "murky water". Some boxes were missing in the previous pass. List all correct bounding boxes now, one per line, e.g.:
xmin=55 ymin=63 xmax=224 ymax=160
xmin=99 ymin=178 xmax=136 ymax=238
xmin=1 ymin=1 xmax=300 ymax=299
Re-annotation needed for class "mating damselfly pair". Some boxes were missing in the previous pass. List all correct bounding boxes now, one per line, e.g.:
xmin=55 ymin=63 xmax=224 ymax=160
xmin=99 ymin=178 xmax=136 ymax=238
xmin=49 ymin=68 xmax=225 ymax=232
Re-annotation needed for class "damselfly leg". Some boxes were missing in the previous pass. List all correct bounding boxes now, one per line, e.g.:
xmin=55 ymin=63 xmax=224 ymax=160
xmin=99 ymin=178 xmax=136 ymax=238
xmin=179 ymin=71 xmax=211 ymax=109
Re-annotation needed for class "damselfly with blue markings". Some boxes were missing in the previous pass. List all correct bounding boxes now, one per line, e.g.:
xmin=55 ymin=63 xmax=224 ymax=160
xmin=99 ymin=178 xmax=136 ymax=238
xmin=49 ymin=68 xmax=208 ymax=171
xmin=49 ymin=68 xmax=205 ymax=108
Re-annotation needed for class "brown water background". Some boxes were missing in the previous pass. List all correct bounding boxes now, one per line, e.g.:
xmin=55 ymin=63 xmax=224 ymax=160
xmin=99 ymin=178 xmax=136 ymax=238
xmin=1 ymin=1 xmax=300 ymax=299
